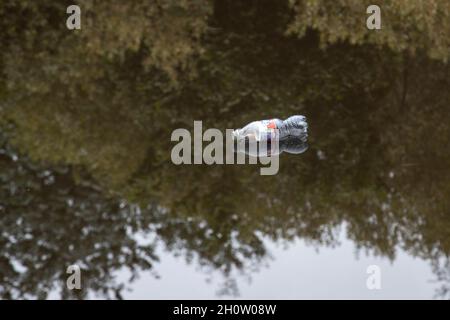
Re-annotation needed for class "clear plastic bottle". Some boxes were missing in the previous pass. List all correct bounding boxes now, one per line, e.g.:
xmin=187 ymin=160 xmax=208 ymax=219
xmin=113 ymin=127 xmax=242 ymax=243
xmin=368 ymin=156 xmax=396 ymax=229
xmin=233 ymin=115 xmax=308 ymax=142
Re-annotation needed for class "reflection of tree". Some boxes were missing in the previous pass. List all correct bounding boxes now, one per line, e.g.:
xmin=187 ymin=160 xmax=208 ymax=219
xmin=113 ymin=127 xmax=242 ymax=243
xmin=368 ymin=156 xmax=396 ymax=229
xmin=287 ymin=0 xmax=450 ymax=62
xmin=433 ymin=259 xmax=450 ymax=299
xmin=0 ymin=0 xmax=449 ymax=298
xmin=0 ymin=132 xmax=159 ymax=299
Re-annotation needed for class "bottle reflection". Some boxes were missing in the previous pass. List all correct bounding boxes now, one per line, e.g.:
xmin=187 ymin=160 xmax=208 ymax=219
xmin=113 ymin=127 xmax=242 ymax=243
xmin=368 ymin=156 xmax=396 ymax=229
xmin=234 ymin=135 xmax=308 ymax=157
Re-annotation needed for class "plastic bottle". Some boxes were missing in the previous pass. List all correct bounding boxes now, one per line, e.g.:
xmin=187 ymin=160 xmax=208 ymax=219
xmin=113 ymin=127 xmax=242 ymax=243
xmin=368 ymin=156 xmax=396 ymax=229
xmin=233 ymin=115 xmax=308 ymax=142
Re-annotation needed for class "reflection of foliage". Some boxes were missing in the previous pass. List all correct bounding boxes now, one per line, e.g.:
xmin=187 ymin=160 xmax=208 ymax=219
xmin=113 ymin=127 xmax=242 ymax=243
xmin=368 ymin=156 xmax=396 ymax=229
xmin=0 ymin=0 xmax=449 ymax=298
xmin=287 ymin=0 xmax=450 ymax=62
xmin=1 ymin=0 xmax=211 ymax=84
xmin=0 ymin=0 xmax=211 ymax=185
xmin=0 ymin=131 xmax=159 ymax=299
xmin=433 ymin=259 xmax=450 ymax=299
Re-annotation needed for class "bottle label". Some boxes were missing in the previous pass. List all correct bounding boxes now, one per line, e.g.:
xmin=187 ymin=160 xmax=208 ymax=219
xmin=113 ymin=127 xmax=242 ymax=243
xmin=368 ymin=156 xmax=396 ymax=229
xmin=261 ymin=119 xmax=277 ymax=129
xmin=260 ymin=119 xmax=278 ymax=141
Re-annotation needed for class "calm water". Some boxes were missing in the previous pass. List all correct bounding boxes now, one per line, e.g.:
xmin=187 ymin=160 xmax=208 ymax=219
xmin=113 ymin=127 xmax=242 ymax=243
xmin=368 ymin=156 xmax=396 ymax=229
xmin=0 ymin=1 xmax=449 ymax=299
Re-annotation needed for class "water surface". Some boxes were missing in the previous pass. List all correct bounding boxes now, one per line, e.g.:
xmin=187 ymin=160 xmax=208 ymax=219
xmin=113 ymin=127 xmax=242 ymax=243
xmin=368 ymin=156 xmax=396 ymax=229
xmin=0 ymin=1 xmax=449 ymax=299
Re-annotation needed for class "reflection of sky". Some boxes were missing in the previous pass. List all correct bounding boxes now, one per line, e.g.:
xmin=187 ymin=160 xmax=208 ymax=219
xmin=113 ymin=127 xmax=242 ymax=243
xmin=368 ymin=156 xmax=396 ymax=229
xmin=113 ymin=230 xmax=436 ymax=300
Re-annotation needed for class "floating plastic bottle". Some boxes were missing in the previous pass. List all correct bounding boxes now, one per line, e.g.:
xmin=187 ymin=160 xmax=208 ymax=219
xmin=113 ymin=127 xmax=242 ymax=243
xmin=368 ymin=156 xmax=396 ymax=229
xmin=233 ymin=115 xmax=308 ymax=142
xmin=233 ymin=115 xmax=308 ymax=156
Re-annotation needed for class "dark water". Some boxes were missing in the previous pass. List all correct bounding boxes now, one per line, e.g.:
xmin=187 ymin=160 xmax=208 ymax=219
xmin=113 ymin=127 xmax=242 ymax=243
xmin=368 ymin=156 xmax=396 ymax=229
xmin=0 ymin=1 xmax=449 ymax=299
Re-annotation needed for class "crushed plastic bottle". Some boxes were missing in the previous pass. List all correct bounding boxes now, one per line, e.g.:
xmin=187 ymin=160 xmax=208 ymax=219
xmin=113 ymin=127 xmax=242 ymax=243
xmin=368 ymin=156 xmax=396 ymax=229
xmin=233 ymin=115 xmax=308 ymax=142
xmin=233 ymin=115 xmax=308 ymax=156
